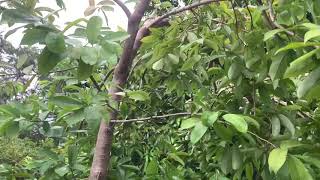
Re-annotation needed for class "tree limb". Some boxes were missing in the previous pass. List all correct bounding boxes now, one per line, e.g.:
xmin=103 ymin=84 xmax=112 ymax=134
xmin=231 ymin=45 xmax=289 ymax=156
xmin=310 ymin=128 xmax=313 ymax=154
xmin=113 ymin=0 xmax=131 ymax=18
xmin=110 ymin=112 xmax=193 ymax=123
xmin=133 ymin=0 xmax=221 ymax=53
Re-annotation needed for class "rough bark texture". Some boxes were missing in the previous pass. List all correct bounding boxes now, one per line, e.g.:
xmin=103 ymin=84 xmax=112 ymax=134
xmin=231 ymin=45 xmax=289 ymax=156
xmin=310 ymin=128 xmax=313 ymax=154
xmin=89 ymin=0 xmax=151 ymax=179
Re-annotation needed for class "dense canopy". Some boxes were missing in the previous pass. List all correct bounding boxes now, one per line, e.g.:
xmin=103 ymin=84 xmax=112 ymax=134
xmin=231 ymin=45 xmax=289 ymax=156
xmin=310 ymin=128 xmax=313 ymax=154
xmin=1 ymin=0 xmax=320 ymax=179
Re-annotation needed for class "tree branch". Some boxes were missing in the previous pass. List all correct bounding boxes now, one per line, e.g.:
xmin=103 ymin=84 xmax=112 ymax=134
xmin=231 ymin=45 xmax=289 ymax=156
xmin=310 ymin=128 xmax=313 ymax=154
xmin=132 ymin=0 xmax=221 ymax=53
xmin=110 ymin=112 xmax=193 ymax=123
xmin=113 ymin=0 xmax=131 ymax=18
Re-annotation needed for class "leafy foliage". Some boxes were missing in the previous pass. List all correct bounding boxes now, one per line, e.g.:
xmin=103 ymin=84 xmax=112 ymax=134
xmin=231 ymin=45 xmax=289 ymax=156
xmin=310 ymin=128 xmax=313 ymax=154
xmin=1 ymin=0 xmax=320 ymax=179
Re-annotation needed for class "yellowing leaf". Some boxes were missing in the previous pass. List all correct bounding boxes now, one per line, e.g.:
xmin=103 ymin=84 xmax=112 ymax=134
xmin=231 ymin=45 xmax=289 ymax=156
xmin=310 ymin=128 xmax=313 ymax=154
xmin=268 ymin=148 xmax=288 ymax=174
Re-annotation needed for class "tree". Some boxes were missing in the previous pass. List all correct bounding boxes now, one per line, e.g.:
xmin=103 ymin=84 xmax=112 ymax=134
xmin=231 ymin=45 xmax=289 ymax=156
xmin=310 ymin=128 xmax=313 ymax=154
xmin=1 ymin=0 xmax=320 ymax=179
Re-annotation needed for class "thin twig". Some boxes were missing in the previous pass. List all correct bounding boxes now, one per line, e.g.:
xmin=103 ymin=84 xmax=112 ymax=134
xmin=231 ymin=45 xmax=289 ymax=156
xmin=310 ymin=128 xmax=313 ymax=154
xmin=110 ymin=112 xmax=193 ymax=122
xmin=99 ymin=68 xmax=115 ymax=89
xmin=248 ymin=131 xmax=277 ymax=148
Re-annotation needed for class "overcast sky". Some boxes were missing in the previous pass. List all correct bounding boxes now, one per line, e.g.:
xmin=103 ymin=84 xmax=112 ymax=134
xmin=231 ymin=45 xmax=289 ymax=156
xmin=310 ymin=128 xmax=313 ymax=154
xmin=2 ymin=0 xmax=132 ymax=46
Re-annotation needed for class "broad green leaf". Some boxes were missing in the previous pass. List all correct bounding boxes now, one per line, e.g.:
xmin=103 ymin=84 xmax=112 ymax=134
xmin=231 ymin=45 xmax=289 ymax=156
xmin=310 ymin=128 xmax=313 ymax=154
xmin=280 ymin=140 xmax=302 ymax=149
xmin=103 ymin=31 xmax=129 ymax=42
xmin=264 ymin=29 xmax=284 ymax=41
xmin=145 ymin=159 xmax=158 ymax=175
xmin=78 ymin=60 xmax=94 ymax=80
xmin=16 ymin=54 xmax=28 ymax=69
xmin=221 ymin=150 xmax=232 ymax=174
xmin=284 ymin=49 xmax=319 ymax=78
xmin=228 ymin=61 xmax=242 ymax=80
xmin=63 ymin=18 xmax=87 ymax=33
xmin=180 ymin=117 xmax=198 ymax=130
xmin=297 ymin=67 xmax=320 ymax=98
xmin=49 ymin=96 xmax=83 ymax=108
xmin=127 ymin=90 xmax=150 ymax=101
xmin=65 ymin=109 xmax=84 ymax=126
xmin=302 ymin=23 xmax=320 ymax=29
xmin=278 ymin=114 xmax=295 ymax=136
xmin=190 ymin=122 xmax=208 ymax=144
xmin=168 ymin=153 xmax=185 ymax=166
xmin=38 ymin=47 xmax=64 ymax=75
xmin=97 ymin=0 xmax=115 ymax=6
xmin=268 ymin=148 xmax=288 ymax=174
xmin=201 ymin=111 xmax=219 ymax=127
xmin=304 ymin=29 xmax=320 ymax=43
xmin=180 ymin=55 xmax=201 ymax=71
xmin=271 ymin=116 xmax=280 ymax=137
xmin=288 ymin=155 xmax=313 ymax=180
xmin=296 ymin=155 xmax=320 ymax=169
xmin=246 ymin=163 xmax=254 ymax=180
xmin=168 ymin=54 xmax=179 ymax=64
xmin=152 ymin=59 xmax=164 ymax=70
xmin=20 ymin=28 xmax=49 ymax=45
xmin=45 ymin=32 xmax=66 ymax=53
xmin=86 ymin=16 xmax=102 ymax=44
xmin=269 ymin=53 xmax=287 ymax=81
xmin=187 ymin=32 xmax=198 ymax=42
xmin=276 ymin=42 xmax=320 ymax=54
xmin=222 ymin=114 xmax=248 ymax=133
xmin=55 ymin=166 xmax=69 ymax=177
xmin=232 ymin=148 xmax=242 ymax=170
xmin=80 ymin=47 xmax=99 ymax=65
xmin=242 ymin=116 xmax=260 ymax=129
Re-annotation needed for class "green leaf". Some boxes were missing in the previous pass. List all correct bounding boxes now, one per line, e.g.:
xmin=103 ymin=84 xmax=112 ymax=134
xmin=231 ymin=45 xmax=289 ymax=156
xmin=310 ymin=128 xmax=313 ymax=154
xmin=190 ymin=122 xmax=208 ymax=144
xmin=20 ymin=28 xmax=49 ymax=45
xmin=276 ymin=42 xmax=320 ymax=54
xmin=187 ymin=32 xmax=198 ymax=42
xmin=65 ymin=109 xmax=84 ymax=126
xmin=180 ymin=54 xmax=201 ymax=71
xmin=280 ymin=140 xmax=302 ymax=149
xmin=16 ymin=54 xmax=28 ymax=69
xmin=55 ymin=165 xmax=69 ymax=177
xmin=201 ymin=111 xmax=219 ymax=127
xmin=288 ymin=155 xmax=313 ymax=180
xmin=264 ymin=29 xmax=284 ymax=41
xmin=228 ymin=61 xmax=242 ymax=80
xmin=242 ymin=116 xmax=260 ymax=129
xmin=63 ymin=18 xmax=87 ymax=33
xmin=232 ymin=148 xmax=242 ymax=170
xmin=68 ymin=145 xmax=78 ymax=168
xmin=278 ymin=114 xmax=295 ymax=136
xmin=49 ymin=96 xmax=83 ymax=108
xmin=245 ymin=163 xmax=254 ymax=180
xmin=271 ymin=116 xmax=280 ymax=137
xmin=168 ymin=54 xmax=179 ymax=64
xmin=127 ymin=90 xmax=150 ymax=101
xmin=78 ymin=60 xmax=94 ymax=80
xmin=268 ymin=148 xmax=288 ymax=174
xmin=284 ymin=49 xmax=319 ymax=78
xmin=86 ymin=16 xmax=102 ymax=44
xmin=168 ymin=153 xmax=185 ymax=166
xmin=269 ymin=53 xmax=287 ymax=81
xmin=103 ymin=31 xmax=129 ymax=42
xmin=222 ymin=114 xmax=248 ymax=133
xmin=145 ymin=159 xmax=158 ymax=175
xmin=80 ymin=47 xmax=99 ymax=65
xmin=297 ymin=66 xmax=320 ymax=98
xmin=304 ymin=29 xmax=320 ymax=43
xmin=38 ymin=47 xmax=64 ymax=75
xmin=47 ymin=126 xmax=64 ymax=137
xmin=180 ymin=117 xmax=198 ymax=130
xmin=45 ymin=32 xmax=66 ymax=53
xmin=152 ymin=59 xmax=164 ymax=70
